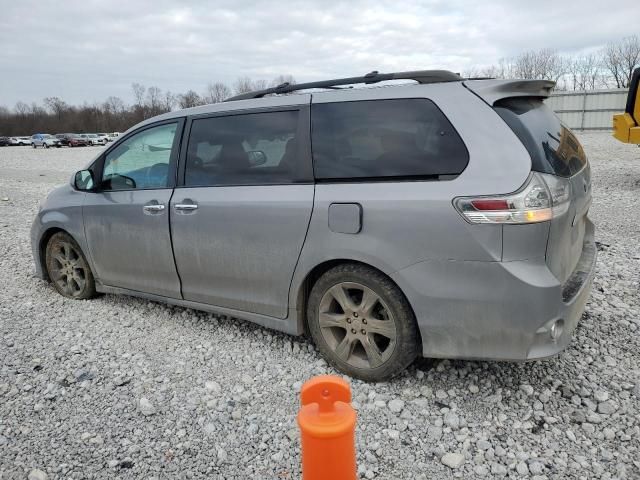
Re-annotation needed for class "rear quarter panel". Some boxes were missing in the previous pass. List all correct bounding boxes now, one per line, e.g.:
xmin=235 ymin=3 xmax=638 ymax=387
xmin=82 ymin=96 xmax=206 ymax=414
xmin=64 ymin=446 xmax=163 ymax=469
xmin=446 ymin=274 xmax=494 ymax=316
xmin=289 ymin=83 xmax=535 ymax=336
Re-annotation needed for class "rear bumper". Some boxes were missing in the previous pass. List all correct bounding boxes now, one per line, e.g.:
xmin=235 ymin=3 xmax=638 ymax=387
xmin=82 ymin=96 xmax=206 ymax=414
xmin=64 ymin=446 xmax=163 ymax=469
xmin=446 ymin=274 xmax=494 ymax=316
xmin=391 ymin=219 xmax=597 ymax=361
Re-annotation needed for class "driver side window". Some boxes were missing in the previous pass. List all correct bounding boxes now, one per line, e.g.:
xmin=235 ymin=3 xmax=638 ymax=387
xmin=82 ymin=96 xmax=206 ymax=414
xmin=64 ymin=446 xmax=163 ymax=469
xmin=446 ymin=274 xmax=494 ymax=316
xmin=101 ymin=122 xmax=178 ymax=190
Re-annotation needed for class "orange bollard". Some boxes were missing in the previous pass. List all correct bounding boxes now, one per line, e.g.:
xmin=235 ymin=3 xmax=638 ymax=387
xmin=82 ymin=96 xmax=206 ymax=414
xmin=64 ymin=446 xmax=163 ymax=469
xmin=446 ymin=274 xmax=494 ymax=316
xmin=297 ymin=375 xmax=357 ymax=480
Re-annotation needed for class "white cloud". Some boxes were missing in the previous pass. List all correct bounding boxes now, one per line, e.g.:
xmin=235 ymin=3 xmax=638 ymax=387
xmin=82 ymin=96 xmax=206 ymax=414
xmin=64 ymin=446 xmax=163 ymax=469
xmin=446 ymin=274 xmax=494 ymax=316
xmin=0 ymin=0 xmax=637 ymax=105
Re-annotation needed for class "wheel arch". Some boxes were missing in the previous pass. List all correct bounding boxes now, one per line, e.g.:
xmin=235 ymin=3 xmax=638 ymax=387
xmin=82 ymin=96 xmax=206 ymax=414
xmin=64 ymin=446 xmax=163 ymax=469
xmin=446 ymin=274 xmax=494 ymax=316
xmin=294 ymin=259 xmax=422 ymax=350
xmin=38 ymin=227 xmax=77 ymax=281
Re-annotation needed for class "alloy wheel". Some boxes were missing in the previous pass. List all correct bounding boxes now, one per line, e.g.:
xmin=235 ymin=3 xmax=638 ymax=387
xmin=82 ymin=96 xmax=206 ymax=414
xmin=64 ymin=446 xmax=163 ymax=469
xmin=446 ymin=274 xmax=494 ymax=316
xmin=49 ymin=241 xmax=88 ymax=297
xmin=318 ymin=282 xmax=397 ymax=370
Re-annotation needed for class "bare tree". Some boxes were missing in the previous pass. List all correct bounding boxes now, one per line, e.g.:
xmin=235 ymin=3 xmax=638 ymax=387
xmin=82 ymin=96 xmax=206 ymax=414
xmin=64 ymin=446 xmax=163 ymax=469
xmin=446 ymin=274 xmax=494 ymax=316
xmin=512 ymin=48 xmax=567 ymax=82
xmin=15 ymin=101 xmax=31 ymax=116
xmin=568 ymin=54 xmax=602 ymax=90
xmin=177 ymin=90 xmax=202 ymax=109
xmin=104 ymin=96 xmax=125 ymax=114
xmin=602 ymin=35 xmax=640 ymax=88
xmin=252 ymin=79 xmax=268 ymax=91
xmin=44 ymin=97 xmax=68 ymax=121
xmin=163 ymin=90 xmax=176 ymax=111
xmin=234 ymin=77 xmax=254 ymax=95
xmin=146 ymin=86 xmax=163 ymax=115
xmin=204 ymin=82 xmax=231 ymax=104
xmin=131 ymin=83 xmax=146 ymax=107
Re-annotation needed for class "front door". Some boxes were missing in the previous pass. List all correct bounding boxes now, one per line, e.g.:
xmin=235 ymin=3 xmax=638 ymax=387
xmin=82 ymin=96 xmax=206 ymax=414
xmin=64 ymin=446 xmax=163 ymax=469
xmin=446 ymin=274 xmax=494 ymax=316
xmin=170 ymin=106 xmax=314 ymax=318
xmin=83 ymin=120 xmax=183 ymax=298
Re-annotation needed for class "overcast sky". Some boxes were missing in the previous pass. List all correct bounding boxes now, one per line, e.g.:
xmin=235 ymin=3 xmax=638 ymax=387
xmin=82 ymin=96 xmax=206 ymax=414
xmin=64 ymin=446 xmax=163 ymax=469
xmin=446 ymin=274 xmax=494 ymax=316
xmin=1 ymin=0 xmax=638 ymax=106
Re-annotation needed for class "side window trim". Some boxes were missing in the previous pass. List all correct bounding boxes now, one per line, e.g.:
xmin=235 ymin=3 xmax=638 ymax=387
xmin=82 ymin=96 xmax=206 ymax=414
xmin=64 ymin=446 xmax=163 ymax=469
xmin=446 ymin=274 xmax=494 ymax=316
xmin=176 ymin=106 xmax=313 ymax=187
xmin=94 ymin=118 xmax=186 ymax=192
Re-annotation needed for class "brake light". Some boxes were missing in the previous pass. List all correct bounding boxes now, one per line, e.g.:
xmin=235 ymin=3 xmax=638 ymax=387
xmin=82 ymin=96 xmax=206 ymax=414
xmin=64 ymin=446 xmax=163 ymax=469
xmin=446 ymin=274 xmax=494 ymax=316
xmin=454 ymin=172 xmax=570 ymax=224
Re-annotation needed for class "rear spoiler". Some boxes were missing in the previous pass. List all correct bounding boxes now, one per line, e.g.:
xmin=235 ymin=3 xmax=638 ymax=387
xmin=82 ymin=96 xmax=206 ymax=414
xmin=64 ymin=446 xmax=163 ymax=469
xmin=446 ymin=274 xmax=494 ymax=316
xmin=612 ymin=68 xmax=640 ymax=144
xmin=463 ymin=79 xmax=555 ymax=106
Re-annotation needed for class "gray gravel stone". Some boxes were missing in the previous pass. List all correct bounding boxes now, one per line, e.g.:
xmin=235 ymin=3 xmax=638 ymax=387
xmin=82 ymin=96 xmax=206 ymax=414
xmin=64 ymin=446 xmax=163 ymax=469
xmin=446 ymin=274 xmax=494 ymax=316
xmin=27 ymin=469 xmax=48 ymax=480
xmin=520 ymin=384 xmax=534 ymax=396
xmin=388 ymin=398 xmax=405 ymax=413
xmin=138 ymin=397 xmax=156 ymax=416
xmin=516 ymin=461 xmax=529 ymax=475
xmin=444 ymin=411 xmax=460 ymax=430
xmin=597 ymin=401 xmax=617 ymax=415
xmin=441 ymin=452 xmax=465 ymax=469
xmin=0 ymin=134 xmax=638 ymax=479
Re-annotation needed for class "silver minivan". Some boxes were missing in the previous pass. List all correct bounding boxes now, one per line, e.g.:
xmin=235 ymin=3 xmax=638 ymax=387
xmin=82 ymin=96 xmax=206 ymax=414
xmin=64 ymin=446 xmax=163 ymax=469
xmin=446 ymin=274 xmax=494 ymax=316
xmin=31 ymin=70 xmax=596 ymax=381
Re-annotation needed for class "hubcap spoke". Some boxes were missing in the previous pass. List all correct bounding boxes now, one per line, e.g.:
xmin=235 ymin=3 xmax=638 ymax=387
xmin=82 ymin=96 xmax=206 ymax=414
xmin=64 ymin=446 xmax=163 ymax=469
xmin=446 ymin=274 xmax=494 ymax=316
xmin=358 ymin=288 xmax=379 ymax=316
xmin=361 ymin=336 xmax=384 ymax=368
xmin=73 ymin=272 xmax=85 ymax=290
xmin=329 ymin=284 xmax=357 ymax=312
xmin=319 ymin=312 xmax=347 ymax=329
xmin=366 ymin=318 xmax=396 ymax=339
xmin=62 ymin=243 xmax=72 ymax=261
xmin=333 ymin=335 xmax=355 ymax=361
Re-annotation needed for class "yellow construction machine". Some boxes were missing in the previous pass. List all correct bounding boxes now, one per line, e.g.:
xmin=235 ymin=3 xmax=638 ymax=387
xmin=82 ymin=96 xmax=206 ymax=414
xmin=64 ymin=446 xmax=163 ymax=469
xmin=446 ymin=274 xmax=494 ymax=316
xmin=613 ymin=67 xmax=640 ymax=144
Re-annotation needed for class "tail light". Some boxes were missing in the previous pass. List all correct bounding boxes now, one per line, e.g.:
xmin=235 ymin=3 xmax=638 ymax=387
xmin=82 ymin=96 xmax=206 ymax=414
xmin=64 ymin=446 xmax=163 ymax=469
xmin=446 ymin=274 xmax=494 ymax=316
xmin=454 ymin=172 xmax=570 ymax=224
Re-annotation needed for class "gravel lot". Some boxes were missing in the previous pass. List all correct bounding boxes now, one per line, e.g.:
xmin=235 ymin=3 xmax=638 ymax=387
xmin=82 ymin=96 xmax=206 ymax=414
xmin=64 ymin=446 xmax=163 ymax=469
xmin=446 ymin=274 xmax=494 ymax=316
xmin=1 ymin=135 xmax=639 ymax=480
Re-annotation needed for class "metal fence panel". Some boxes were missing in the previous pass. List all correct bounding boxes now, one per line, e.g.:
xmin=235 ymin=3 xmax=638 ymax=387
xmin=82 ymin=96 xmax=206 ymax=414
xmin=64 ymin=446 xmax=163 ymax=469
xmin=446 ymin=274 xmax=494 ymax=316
xmin=545 ymin=89 xmax=628 ymax=130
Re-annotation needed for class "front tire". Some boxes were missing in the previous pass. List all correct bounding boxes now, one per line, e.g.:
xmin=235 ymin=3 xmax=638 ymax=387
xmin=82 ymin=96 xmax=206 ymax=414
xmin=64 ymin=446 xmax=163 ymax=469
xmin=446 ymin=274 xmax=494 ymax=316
xmin=45 ymin=232 xmax=97 ymax=300
xmin=44 ymin=142 xmax=49 ymax=149
xmin=307 ymin=263 xmax=419 ymax=382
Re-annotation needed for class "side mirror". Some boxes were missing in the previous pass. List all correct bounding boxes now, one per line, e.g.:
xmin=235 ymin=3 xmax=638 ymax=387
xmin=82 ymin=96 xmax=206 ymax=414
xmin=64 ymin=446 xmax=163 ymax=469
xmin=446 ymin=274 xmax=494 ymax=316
xmin=74 ymin=170 xmax=95 ymax=191
xmin=247 ymin=150 xmax=267 ymax=166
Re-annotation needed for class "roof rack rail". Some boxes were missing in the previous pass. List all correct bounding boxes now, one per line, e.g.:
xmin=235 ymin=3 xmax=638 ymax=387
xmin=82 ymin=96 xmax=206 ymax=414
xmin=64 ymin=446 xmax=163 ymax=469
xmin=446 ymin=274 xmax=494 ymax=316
xmin=224 ymin=69 xmax=462 ymax=101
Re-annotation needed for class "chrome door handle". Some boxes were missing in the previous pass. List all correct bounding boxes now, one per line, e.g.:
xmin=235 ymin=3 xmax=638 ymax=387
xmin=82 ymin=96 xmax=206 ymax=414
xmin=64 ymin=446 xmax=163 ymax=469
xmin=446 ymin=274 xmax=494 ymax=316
xmin=143 ymin=204 xmax=165 ymax=212
xmin=174 ymin=204 xmax=198 ymax=211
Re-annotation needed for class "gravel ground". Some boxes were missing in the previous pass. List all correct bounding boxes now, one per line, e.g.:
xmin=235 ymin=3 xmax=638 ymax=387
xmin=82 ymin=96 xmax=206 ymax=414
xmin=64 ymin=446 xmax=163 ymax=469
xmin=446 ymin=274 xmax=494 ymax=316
xmin=0 ymin=135 xmax=639 ymax=480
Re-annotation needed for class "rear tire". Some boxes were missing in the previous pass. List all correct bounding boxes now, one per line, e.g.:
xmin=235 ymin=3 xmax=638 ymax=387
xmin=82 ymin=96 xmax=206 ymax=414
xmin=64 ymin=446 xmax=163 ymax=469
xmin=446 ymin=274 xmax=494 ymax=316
xmin=306 ymin=263 xmax=419 ymax=382
xmin=44 ymin=143 xmax=49 ymax=149
xmin=45 ymin=232 xmax=97 ymax=300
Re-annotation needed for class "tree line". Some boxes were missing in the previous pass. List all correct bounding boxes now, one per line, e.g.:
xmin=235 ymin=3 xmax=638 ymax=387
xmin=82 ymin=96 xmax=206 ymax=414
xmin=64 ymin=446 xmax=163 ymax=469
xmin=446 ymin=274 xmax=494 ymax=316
xmin=0 ymin=75 xmax=296 ymax=136
xmin=464 ymin=35 xmax=639 ymax=90
xmin=1 ymin=35 xmax=638 ymax=136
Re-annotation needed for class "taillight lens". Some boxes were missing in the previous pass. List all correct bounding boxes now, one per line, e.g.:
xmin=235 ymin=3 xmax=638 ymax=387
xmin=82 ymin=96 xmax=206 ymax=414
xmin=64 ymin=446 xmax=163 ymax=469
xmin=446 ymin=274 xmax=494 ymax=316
xmin=454 ymin=172 xmax=571 ymax=224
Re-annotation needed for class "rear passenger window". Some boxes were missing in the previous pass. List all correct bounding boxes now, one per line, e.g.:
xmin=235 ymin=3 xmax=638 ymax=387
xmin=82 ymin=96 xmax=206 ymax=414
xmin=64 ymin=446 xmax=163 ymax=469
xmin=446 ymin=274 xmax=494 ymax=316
xmin=184 ymin=110 xmax=303 ymax=186
xmin=311 ymin=99 xmax=468 ymax=180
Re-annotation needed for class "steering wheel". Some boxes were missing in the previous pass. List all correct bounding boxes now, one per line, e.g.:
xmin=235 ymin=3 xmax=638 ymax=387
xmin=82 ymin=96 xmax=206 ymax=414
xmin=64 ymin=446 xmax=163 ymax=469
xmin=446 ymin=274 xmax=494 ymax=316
xmin=145 ymin=163 xmax=168 ymax=187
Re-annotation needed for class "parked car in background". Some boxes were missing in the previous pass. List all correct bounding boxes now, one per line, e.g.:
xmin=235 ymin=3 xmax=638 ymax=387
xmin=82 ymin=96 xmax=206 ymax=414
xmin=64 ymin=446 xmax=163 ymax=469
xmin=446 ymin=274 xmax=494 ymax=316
xmin=16 ymin=136 xmax=32 ymax=146
xmin=107 ymin=132 xmax=120 ymax=141
xmin=0 ymin=137 xmax=9 ymax=146
xmin=55 ymin=134 xmax=70 ymax=146
xmin=86 ymin=134 xmax=106 ymax=146
xmin=56 ymin=133 xmax=88 ymax=147
xmin=96 ymin=133 xmax=110 ymax=143
xmin=8 ymin=137 xmax=21 ymax=146
xmin=30 ymin=69 xmax=596 ymax=381
xmin=31 ymin=134 xmax=62 ymax=148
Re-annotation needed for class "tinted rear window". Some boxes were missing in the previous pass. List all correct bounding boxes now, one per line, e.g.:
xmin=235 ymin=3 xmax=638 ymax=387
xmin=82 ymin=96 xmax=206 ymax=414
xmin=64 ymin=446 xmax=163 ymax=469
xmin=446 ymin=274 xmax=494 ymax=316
xmin=494 ymin=98 xmax=587 ymax=177
xmin=311 ymin=99 xmax=469 ymax=180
